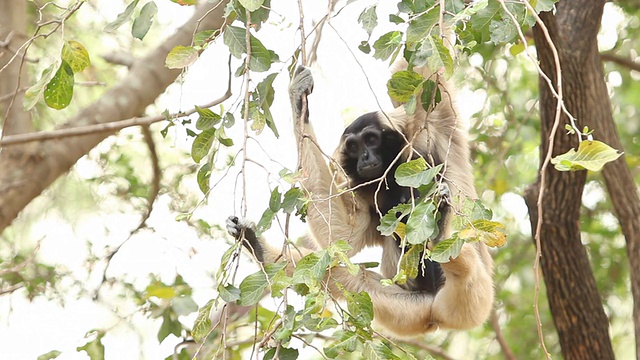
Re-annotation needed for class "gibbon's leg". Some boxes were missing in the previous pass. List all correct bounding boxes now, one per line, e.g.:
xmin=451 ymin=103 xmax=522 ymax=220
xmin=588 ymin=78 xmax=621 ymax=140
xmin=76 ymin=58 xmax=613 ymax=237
xmin=289 ymin=66 xmax=383 ymax=255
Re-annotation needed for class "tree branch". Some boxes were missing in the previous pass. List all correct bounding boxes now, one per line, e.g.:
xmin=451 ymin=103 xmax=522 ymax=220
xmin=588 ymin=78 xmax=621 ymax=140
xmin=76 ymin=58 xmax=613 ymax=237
xmin=0 ymin=1 xmax=231 ymax=233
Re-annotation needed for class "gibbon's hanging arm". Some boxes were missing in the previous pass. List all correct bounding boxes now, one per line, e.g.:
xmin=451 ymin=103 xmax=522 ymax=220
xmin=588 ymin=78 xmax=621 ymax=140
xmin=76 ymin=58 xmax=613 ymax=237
xmin=228 ymin=64 xmax=494 ymax=337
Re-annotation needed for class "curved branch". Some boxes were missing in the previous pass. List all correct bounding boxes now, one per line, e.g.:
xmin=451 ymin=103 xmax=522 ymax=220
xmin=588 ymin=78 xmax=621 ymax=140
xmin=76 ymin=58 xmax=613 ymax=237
xmin=0 ymin=1 xmax=231 ymax=233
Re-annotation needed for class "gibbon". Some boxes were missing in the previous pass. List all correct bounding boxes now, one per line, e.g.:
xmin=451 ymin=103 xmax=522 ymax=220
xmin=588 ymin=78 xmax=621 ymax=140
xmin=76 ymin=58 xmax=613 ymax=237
xmin=227 ymin=64 xmax=494 ymax=336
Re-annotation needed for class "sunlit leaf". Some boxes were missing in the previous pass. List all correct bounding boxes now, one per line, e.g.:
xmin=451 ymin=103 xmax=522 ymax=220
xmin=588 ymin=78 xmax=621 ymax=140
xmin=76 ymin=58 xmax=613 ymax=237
xmin=172 ymin=296 xmax=198 ymax=316
xmin=377 ymin=203 xmax=411 ymax=236
xmin=44 ymin=61 xmax=74 ymax=110
xmin=104 ymin=0 xmax=140 ymax=33
xmin=399 ymin=244 xmax=422 ymax=281
xmin=191 ymin=128 xmax=216 ymax=163
xmin=405 ymin=202 xmax=438 ymax=245
xmin=192 ymin=299 xmax=214 ymax=342
xmin=218 ymin=284 xmax=241 ymax=302
xmin=551 ymin=140 xmax=623 ymax=172
xmin=132 ymin=1 xmax=158 ymax=40
xmin=37 ymin=351 xmax=61 ymax=360
xmin=387 ymin=70 xmax=423 ymax=103
xmin=238 ymin=262 xmax=287 ymax=306
xmin=264 ymin=347 xmax=298 ymax=360
xmin=197 ymin=162 xmax=211 ymax=194
xmin=166 ymin=45 xmax=199 ymax=69
xmin=372 ymin=31 xmax=402 ymax=61
xmin=324 ymin=330 xmax=359 ymax=358
xmin=62 ymin=41 xmax=91 ymax=72
xmin=358 ymin=6 xmax=378 ymax=37
xmin=145 ymin=283 xmax=176 ymax=299
xmin=77 ymin=331 xmax=105 ymax=360
xmin=364 ymin=341 xmax=401 ymax=360
xmin=24 ymin=63 xmax=57 ymax=110
xmin=459 ymin=220 xmax=507 ymax=247
xmin=430 ymin=235 xmax=465 ymax=263
xmin=239 ymin=0 xmax=263 ymax=12
xmin=195 ymin=105 xmax=222 ymax=130
xmin=406 ymin=11 xmax=439 ymax=46
xmin=395 ymin=159 xmax=442 ymax=188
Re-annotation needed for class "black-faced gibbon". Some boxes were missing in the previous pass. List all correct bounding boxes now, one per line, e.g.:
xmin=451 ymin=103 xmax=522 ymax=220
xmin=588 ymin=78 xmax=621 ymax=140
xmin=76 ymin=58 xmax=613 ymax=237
xmin=227 ymin=64 xmax=494 ymax=337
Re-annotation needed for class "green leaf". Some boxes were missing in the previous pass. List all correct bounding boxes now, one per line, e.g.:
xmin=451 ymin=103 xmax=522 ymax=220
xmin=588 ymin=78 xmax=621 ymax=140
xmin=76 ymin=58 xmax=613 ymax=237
xmin=551 ymin=140 xmax=623 ymax=172
xmin=62 ymin=41 xmax=91 ymax=72
xmin=165 ymin=45 xmax=199 ymax=69
xmin=232 ymin=0 xmax=271 ymax=31
xmin=292 ymin=251 xmax=331 ymax=291
xmin=405 ymin=202 xmax=438 ymax=245
xmin=218 ymin=284 xmax=241 ymax=302
xmin=238 ymin=262 xmax=287 ymax=306
xmin=104 ymin=0 xmax=140 ymax=33
xmin=215 ymin=127 xmax=234 ymax=147
xmin=363 ymin=340 xmax=401 ymax=360
xmin=239 ymin=0 xmax=263 ymax=12
xmin=269 ymin=187 xmax=281 ymax=212
xmin=264 ymin=347 xmax=299 ymax=360
xmin=24 ymin=63 xmax=57 ymax=110
xmin=459 ymin=220 xmax=507 ymax=247
xmin=281 ymin=187 xmax=304 ymax=214
xmin=399 ymin=244 xmax=423 ymax=280
xmin=389 ymin=14 xmax=405 ymax=24
xmin=489 ymin=18 xmax=518 ymax=44
xmin=37 ymin=350 xmax=61 ymax=360
xmin=406 ymin=11 xmax=439 ymax=46
xmin=145 ymin=283 xmax=176 ymax=299
xmin=387 ymin=70 xmax=423 ymax=103
xmin=395 ymin=159 xmax=442 ymax=188
xmin=377 ymin=203 xmax=411 ymax=236
xmin=44 ymin=61 xmax=74 ymax=110
xmin=132 ymin=1 xmax=158 ymax=40
xmin=197 ymin=162 xmax=211 ymax=194
xmin=193 ymin=30 xmax=218 ymax=47
xmin=324 ymin=330 xmax=359 ymax=358
xmin=191 ymin=128 xmax=216 ymax=163
xmin=358 ymin=6 xmax=378 ymax=37
xmin=223 ymin=26 xmax=277 ymax=72
xmin=195 ymin=105 xmax=222 ymax=130
xmin=430 ymin=235 xmax=465 ymax=263
xmin=77 ymin=331 xmax=105 ymax=360
xmin=256 ymin=208 xmax=275 ymax=235
xmin=172 ymin=296 xmax=198 ymax=316
xmin=255 ymin=73 xmax=279 ymax=136
xmin=344 ymin=290 xmax=374 ymax=327
xmin=372 ymin=31 xmax=402 ymax=61
xmin=158 ymin=312 xmax=181 ymax=342
xmin=421 ymin=79 xmax=442 ymax=111
xmin=425 ymin=35 xmax=453 ymax=77
xmin=192 ymin=299 xmax=214 ymax=342
xmin=470 ymin=0 xmax=501 ymax=42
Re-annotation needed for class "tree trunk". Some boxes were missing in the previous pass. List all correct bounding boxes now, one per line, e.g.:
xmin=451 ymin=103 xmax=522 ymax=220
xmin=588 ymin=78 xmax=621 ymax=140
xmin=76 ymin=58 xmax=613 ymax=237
xmin=0 ymin=1 xmax=230 ymax=233
xmin=524 ymin=1 xmax=616 ymax=359
xmin=0 ymin=0 xmax=32 ymax=135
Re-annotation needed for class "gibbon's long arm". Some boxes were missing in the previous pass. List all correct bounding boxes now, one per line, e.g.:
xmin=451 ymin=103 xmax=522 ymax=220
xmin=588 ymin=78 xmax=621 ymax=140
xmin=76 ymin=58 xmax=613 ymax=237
xmin=228 ymin=65 xmax=494 ymax=337
xmin=288 ymin=66 xmax=383 ymax=256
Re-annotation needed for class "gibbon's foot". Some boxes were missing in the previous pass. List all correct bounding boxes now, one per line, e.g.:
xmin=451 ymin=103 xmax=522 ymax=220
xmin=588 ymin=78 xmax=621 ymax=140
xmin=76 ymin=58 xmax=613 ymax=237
xmin=226 ymin=216 xmax=264 ymax=262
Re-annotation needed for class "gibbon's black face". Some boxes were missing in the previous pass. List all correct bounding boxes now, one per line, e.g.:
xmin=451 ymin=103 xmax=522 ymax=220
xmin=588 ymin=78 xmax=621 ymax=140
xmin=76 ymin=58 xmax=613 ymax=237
xmin=341 ymin=112 xmax=406 ymax=183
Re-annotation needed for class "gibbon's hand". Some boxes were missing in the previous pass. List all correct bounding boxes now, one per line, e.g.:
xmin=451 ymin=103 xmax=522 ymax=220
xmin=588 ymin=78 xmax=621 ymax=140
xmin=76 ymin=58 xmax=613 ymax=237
xmin=289 ymin=65 xmax=314 ymax=124
xmin=226 ymin=216 xmax=264 ymax=262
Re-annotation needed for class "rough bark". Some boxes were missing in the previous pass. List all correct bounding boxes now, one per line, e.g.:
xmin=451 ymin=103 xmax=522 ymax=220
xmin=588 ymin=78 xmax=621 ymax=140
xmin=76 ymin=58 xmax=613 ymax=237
xmin=0 ymin=0 xmax=32 ymax=135
xmin=0 ymin=1 xmax=230 ymax=233
xmin=524 ymin=2 xmax=616 ymax=359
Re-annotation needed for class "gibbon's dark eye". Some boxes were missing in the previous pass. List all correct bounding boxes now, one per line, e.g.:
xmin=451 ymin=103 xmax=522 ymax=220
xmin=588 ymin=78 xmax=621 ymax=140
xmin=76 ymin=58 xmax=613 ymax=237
xmin=345 ymin=139 xmax=358 ymax=155
xmin=363 ymin=131 xmax=381 ymax=147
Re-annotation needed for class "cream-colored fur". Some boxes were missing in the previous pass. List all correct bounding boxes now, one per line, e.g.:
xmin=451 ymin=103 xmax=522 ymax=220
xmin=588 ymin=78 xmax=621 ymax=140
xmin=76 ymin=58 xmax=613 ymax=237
xmin=253 ymin=63 xmax=494 ymax=337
